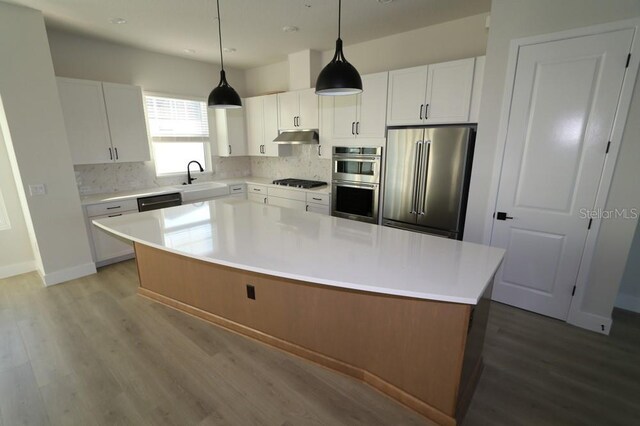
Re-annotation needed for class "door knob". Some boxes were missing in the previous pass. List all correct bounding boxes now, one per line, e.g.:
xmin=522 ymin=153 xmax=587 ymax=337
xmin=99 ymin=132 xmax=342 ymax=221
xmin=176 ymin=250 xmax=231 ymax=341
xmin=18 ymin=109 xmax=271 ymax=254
xmin=496 ymin=212 xmax=514 ymax=221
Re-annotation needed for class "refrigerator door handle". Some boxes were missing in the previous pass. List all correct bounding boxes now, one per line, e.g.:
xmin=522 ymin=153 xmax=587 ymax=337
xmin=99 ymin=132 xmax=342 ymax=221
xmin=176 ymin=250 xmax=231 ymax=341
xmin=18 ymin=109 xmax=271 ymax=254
xmin=410 ymin=140 xmax=423 ymax=214
xmin=418 ymin=140 xmax=431 ymax=215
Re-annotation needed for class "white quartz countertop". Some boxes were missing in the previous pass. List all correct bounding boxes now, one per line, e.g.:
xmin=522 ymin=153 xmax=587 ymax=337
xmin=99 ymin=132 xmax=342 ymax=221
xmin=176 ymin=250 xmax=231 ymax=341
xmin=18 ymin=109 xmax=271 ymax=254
xmin=93 ymin=199 xmax=504 ymax=305
xmin=81 ymin=177 xmax=330 ymax=205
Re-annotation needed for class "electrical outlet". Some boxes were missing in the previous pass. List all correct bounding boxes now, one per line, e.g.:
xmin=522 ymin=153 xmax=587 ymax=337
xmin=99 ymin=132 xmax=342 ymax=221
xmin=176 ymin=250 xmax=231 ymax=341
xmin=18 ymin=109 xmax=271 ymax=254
xmin=246 ymin=284 xmax=255 ymax=300
xmin=28 ymin=184 xmax=46 ymax=196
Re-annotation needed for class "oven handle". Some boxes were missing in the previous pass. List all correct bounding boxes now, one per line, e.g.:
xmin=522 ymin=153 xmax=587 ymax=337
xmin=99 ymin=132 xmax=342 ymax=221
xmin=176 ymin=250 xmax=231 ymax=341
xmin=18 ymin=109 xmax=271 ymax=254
xmin=332 ymin=155 xmax=380 ymax=161
xmin=332 ymin=181 xmax=378 ymax=190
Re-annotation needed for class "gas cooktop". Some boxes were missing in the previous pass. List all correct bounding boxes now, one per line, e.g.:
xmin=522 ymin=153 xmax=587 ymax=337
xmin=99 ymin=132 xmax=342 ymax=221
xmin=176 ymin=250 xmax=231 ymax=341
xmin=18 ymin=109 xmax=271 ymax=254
xmin=272 ymin=178 xmax=328 ymax=189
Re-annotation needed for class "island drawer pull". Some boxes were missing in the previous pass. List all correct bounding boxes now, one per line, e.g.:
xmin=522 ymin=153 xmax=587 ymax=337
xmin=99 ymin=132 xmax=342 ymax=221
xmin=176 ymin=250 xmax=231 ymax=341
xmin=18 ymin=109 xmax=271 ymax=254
xmin=106 ymin=206 xmax=121 ymax=210
xmin=108 ymin=213 xmax=122 ymax=217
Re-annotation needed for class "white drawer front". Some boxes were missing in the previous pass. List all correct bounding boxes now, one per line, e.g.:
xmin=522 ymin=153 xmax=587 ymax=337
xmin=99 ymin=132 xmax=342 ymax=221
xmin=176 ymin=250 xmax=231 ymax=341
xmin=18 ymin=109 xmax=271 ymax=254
xmin=86 ymin=198 xmax=138 ymax=216
xmin=248 ymin=184 xmax=268 ymax=195
xmin=307 ymin=203 xmax=330 ymax=215
xmin=229 ymin=184 xmax=246 ymax=194
xmin=306 ymin=192 xmax=330 ymax=206
xmin=268 ymin=187 xmax=306 ymax=201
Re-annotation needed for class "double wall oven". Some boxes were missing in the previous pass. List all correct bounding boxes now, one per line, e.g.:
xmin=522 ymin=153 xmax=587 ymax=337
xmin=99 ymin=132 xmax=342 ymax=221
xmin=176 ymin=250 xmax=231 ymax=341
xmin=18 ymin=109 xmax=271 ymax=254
xmin=331 ymin=147 xmax=382 ymax=224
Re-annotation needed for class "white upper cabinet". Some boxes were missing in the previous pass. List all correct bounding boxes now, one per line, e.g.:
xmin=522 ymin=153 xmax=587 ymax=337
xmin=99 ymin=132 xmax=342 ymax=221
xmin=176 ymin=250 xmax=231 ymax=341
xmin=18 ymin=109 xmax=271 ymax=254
xmin=209 ymin=106 xmax=247 ymax=157
xmin=318 ymin=96 xmax=334 ymax=159
xmin=297 ymin=88 xmax=319 ymax=129
xmin=386 ymin=58 xmax=476 ymax=126
xmin=245 ymin=94 xmax=291 ymax=157
xmin=57 ymin=77 xmax=150 ymax=164
xmin=425 ymin=58 xmax=475 ymax=123
xmin=386 ymin=65 xmax=429 ymax=126
xmin=102 ymin=82 xmax=150 ymax=162
xmin=278 ymin=88 xmax=318 ymax=130
xmin=329 ymin=72 xmax=388 ymax=143
xmin=245 ymin=96 xmax=264 ymax=156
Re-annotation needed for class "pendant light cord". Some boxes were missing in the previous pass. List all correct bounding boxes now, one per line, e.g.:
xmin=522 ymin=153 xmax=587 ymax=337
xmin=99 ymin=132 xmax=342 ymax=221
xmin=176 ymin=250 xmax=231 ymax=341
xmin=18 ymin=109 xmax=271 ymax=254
xmin=216 ymin=0 xmax=224 ymax=71
xmin=338 ymin=0 xmax=342 ymax=40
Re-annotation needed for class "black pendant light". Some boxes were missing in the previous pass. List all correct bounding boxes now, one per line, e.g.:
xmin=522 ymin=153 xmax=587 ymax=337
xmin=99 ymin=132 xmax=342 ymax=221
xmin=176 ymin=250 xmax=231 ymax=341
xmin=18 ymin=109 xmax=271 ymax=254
xmin=316 ymin=0 xmax=362 ymax=96
xmin=208 ymin=0 xmax=241 ymax=109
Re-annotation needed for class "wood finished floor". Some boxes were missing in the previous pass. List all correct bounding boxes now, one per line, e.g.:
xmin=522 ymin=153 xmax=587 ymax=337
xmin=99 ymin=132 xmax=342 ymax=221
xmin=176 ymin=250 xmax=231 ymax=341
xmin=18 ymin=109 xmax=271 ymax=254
xmin=0 ymin=260 xmax=638 ymax=426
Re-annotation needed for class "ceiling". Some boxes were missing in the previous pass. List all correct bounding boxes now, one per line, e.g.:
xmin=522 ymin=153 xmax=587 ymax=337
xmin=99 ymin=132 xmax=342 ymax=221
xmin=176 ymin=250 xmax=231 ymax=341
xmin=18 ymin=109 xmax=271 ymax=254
xmin=7 ymin=0 xmax=491 ymax=69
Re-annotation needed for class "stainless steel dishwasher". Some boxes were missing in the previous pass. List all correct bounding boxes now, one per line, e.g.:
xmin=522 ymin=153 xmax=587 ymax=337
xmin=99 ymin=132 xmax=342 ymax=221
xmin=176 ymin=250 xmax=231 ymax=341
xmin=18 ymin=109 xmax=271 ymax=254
xmin=137 ymin=193 xmax=182 ymax=212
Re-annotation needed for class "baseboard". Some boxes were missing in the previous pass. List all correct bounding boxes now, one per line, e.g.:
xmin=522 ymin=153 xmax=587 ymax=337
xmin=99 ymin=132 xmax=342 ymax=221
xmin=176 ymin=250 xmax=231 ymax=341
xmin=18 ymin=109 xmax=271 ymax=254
xmin=0 ymin=260 xmax=36 ymax=279
xmin=615 ymin=293 xmax=640 ymax=314
xmin=40 ymin=262 xmax=96 ymax=286
xmin=567 ymin=310 xmax=612 ymax=335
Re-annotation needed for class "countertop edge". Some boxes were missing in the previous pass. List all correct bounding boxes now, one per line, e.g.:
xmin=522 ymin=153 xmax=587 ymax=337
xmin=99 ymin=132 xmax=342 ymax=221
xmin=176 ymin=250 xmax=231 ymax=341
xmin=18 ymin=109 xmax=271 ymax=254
xmin=92 ymin=219 xmax=496 ymax=305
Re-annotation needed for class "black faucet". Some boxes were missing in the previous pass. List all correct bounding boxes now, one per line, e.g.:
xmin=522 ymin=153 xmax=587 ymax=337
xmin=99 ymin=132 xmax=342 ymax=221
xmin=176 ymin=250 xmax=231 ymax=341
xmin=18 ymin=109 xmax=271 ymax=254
xmin=186 ymin=160 xmax=204 ymax=184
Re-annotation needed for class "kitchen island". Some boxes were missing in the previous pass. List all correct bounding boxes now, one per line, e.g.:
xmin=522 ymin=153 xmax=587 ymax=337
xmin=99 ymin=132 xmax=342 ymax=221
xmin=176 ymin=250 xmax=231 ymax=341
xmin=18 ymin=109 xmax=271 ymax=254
xmin=94 ymin=199 xmax=504 ymax=426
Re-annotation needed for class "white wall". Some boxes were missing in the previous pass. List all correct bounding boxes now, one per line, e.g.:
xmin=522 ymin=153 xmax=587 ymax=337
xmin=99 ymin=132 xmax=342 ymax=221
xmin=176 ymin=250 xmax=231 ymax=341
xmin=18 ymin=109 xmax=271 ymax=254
xmin=466 ymin=0 xmax=640 ymax=325
xmin=244 ymin=13 xmax=489 ymax=96
xmin=0 ymin=2 xmax=95 ymax=285
xmin=0 ymin=116 xmax=35 ymax=279
xmin=47 ymin=29 xmax=247 ymax=99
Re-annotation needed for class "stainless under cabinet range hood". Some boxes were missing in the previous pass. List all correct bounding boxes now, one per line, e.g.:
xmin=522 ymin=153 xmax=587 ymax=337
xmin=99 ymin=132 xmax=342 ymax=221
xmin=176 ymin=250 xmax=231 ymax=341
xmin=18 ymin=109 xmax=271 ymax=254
xmin=273 ymin=129 xmax=319 ymax=144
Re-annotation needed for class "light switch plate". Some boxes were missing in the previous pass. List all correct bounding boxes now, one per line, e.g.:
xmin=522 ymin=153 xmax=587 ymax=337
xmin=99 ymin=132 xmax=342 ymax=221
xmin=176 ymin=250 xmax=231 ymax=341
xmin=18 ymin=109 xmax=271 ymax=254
xmin=29 ymin=184 xmax=46 ymax=196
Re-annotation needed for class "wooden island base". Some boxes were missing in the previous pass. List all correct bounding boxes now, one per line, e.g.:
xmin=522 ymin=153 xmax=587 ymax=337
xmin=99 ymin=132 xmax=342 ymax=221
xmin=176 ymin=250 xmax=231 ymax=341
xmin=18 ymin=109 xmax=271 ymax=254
xmin=134 ymin=243 xmax=490 ymax=426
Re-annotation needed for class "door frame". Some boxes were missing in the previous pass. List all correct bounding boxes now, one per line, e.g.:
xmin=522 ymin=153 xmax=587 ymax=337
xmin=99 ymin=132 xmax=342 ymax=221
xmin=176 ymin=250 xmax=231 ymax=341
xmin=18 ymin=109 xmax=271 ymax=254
xmin=483 ymin=18 xmax=640 ymax=334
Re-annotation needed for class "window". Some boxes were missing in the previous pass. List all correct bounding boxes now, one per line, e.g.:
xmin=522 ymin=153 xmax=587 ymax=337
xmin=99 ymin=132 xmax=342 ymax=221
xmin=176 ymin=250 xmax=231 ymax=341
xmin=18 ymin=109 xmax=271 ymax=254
xmin=145 ymin=95 xmax=210 ymax=175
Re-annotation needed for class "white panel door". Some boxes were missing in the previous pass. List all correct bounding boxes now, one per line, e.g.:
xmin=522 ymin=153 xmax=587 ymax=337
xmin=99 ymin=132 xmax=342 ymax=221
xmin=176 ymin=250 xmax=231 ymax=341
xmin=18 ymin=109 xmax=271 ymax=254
xmin=278 ymin=91 xmax=299 ymax=130
xmin=102 ymin=82 xmax=151 ymax=162
xmin=215 ymin=108 xmax=247 ymax=157
xmin=317 ymin=96 xmax=334 ymax=159
xmin=298 ymin=88 xmax=319 ymax=129
xmin=332 ymin=95 xmax=358 ymax=139
xmin=244 ymin=96 xmax=264 ymax=156
xmin=424 ymin=58 xmax=475 ymax=124
xmin=490 ymin=29 xmax=633 ymax=320
xmin=357 ymin=72 xmax=388 ymax=138
xmin=57 ymin=78 xmax=112 ymax=165
xmin=386 ymin=65 xmax=428 ymax=126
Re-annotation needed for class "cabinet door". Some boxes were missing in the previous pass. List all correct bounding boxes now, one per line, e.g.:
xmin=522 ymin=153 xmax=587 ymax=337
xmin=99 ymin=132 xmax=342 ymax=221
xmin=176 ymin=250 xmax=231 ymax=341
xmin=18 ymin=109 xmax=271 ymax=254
xmin=263 ymin=95 xmax=292 ymax=157
xmin=244 ymin=96 xmax=264 ymax=156
xmin=102 ymin=82 xmax=151 ymax=162
xmin=332 ymin=95 xmax=358 ymax=139
xmin=215 ymin=108 xmax=247 ymax=157
xmin=248 ymin=193 xmax=267 ymax=204
xmin=425 ymin=58 xmax=475 ymax=124
xmin=306 ymin=203 xmax=330 ymax=215
xmin=90 ymin=212 xmax=135 ymax=262
xmin=278 ymin=91 xmax=299 ymax=130
xmin=357 ymin=72 xmax=388 ymax=138
xmin=298 ymin=88 xmax=319 ymax=129
xmin=268 ymin=196 xmax=306 ymax=211
xmin=318 ymin=97 xmax=334 ymax=159
xmin=57 ymin=78 xmax=112 ymax=165
xmin=386 ymin=65 xmax=428 ymax=126
xmin=469 ymin=56 xmax=485 ymax=123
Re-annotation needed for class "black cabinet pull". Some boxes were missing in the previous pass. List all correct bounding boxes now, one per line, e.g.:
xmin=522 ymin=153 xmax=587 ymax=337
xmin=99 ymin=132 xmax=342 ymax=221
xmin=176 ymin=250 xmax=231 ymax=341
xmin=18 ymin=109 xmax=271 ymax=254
xmin=106 ymin=206 xmax=121 ymax=210
xmin=420 ymin=104 xmax=424 ymax=120
xmin=108 ymin=147 xmax=113 ymax=160
xmin=352 ymin=122 xmax=355 ymax=135
xmin=114 ymin=147 xmax=119 ymax=160
xmin=425 ymin=104 xmax=429 ymax=120
xmin=356 ymin=122 xmax=360 ymax=135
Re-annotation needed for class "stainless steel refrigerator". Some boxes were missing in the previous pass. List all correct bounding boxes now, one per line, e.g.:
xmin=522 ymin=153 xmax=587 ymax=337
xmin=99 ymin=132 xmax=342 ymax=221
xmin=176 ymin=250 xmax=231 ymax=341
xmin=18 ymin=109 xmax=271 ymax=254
xmin=382 ymin=126 xmax=475 ymax=239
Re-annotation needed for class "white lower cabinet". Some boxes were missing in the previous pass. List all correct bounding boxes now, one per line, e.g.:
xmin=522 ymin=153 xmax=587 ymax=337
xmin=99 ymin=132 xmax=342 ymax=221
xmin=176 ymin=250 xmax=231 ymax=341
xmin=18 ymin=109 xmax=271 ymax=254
xmin=89 ymin=211 xmax=136 ymax=264
xmin=246 ymin=184 xmax=330 ymax=215
xmin=306 ymin=192 xmax=331 ymax=215
xmin=268 ymin=196 xmax=306 ymax=211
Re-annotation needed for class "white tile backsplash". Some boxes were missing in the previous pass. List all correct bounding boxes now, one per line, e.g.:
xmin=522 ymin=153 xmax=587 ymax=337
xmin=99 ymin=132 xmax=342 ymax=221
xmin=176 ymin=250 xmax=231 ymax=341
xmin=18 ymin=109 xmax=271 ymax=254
xmin=250 ymin=145 xmax=331 ymax=183
xmin=74 ymin=146 xmax=331 ymax=195
xmin=75 ymin=156 xmax=252 ymax=195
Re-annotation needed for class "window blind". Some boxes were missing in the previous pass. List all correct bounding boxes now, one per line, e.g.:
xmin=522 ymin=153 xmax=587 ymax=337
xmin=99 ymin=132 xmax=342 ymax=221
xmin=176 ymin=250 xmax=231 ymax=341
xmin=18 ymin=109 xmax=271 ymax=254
xmin=145 ymin=96 xmax=209 ymax=140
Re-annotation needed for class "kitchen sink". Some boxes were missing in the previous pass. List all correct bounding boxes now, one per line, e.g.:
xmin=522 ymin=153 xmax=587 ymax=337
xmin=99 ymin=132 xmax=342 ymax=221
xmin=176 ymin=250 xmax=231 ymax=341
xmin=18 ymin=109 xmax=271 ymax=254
xmin=176 ymin=182 xmax=230 ymax=203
